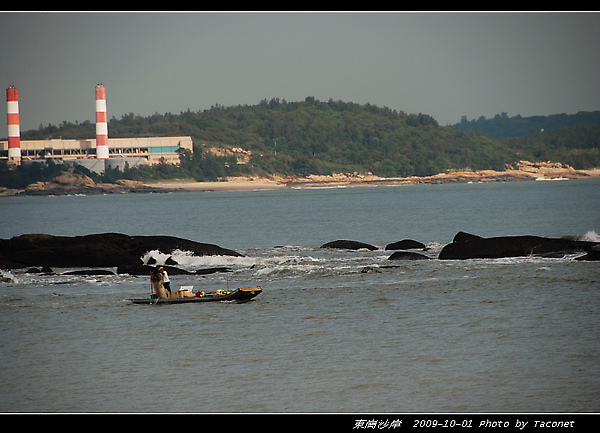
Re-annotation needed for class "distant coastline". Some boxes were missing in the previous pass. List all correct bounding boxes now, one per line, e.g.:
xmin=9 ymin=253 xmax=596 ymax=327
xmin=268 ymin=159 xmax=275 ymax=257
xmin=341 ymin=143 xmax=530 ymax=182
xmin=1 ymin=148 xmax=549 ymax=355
xmin=144 ymin=161 xmax=600 ymax=193
xmin=1 ymin=161 xmax=599 ymax=196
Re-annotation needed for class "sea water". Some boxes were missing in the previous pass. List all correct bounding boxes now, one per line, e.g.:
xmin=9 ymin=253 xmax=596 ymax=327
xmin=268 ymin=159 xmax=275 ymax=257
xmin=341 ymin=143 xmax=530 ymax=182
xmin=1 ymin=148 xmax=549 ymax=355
xmin=0 ymin=179 xmax=599 ymax=413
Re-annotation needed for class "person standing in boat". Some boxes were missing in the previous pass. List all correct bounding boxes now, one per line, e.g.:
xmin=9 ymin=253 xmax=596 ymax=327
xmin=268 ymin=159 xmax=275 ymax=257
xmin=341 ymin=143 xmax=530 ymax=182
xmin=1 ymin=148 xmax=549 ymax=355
xmin=159 ymin=267 xmax=171 ymax=294
xmin=150 ymin=268 xmax=167 ymax=298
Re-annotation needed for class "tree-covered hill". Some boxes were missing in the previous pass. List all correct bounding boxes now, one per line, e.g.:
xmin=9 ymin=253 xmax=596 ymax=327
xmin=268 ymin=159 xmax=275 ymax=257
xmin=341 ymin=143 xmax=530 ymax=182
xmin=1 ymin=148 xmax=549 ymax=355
xmin=455 ymin=111 xmax=600 ymax=140
xmin=454 ymin=111 xmax=600 ymax=169
xmin=502 ymin=123 xmax=600 ymax=169
xmin=4 ymin=97 xmax=599 ymax=185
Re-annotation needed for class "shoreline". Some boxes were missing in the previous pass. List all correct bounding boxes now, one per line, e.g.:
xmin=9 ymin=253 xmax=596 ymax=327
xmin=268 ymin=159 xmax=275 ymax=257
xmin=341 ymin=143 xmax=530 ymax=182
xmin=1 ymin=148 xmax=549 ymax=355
xmin=2 ymin=161 xmax=599 ymax=196
xmin=144 ymin=162 xmax=600 ymax=192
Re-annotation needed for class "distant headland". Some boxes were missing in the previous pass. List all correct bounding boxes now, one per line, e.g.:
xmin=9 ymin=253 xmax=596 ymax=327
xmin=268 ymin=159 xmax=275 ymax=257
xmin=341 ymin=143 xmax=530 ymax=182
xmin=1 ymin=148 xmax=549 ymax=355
xmin=2 ymin=160 xmax=598 ymax=197
xmin=2 ymin=101 xmax=599 ymax=195
xmin=125 ymin=160 xmax=600 ymax=192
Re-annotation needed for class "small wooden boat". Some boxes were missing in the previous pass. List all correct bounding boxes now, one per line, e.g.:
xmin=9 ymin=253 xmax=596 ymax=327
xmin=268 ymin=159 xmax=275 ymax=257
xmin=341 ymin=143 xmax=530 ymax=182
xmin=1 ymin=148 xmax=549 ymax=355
xmin=129 ymin=286 xmax=262 ymax=305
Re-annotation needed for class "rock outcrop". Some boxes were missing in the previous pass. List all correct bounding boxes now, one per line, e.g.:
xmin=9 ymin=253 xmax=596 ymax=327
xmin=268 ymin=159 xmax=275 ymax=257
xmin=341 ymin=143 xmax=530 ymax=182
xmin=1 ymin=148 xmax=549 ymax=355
xmin=385 ymin=239 xmax=426 ymax=250
xmin=388 ymin=251 xmax=430 ymax=260
xmin=0 ymin=233 xmax=242 ymax=269
xmin=116 ymin=264 xmax=232 ymax=276
xmin=575 ymin=246 xmax=600 ymax=261
xmin=439 ymin=231 xmax=600 ymax=260
xmin=320 ymin=240 xmax=378 ymax=251
xmin=1 ymin=172 xmax=171 ymax=196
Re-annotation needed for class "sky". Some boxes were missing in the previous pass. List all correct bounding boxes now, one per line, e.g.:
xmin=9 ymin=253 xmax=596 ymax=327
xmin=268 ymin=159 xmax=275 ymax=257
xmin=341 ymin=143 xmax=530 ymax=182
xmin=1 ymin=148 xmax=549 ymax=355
xmin=1 ymin=11 xmax=599 ymax=136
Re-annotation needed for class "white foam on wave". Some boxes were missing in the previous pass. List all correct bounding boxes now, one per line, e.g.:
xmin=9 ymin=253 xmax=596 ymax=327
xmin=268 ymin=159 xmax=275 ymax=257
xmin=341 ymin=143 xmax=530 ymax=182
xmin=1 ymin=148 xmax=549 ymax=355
xmin=142 ymin=248 xmax=317 ymax=270
xmin=425 ymin=242 xmax=446 ymax=253
xmin=253 ymin=263 xmax=323 ymax=278
xmin=0 ymin=269 xmax=19 ymax=284
xmin=579 ymin=230 xmax=599 ymax=243
xmin=142 ymin=249 xmax=260 ymax=268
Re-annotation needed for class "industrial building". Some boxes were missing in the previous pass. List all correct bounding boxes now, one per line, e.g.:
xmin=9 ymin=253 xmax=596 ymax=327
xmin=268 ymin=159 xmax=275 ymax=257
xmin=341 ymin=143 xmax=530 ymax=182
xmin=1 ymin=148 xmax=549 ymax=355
xmin=0 ymin=136 xmax=193 ymax=173
xmin=1 ymin=85 xmax=193 ymax=173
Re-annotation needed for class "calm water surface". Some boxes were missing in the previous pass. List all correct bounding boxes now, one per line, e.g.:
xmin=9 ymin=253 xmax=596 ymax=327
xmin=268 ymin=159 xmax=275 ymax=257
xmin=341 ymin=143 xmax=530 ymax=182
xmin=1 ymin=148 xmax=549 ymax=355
xmin=0 ymin=179 xmax=599 ymax=412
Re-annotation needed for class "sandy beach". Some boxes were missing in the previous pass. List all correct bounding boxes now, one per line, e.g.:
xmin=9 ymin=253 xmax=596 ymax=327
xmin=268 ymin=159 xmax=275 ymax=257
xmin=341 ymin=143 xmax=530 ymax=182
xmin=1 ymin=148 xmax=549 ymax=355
xmin=145 ymin=161 xmax=600 ymax=192
xmin=145 ymin=176 xmax=289 ymax=191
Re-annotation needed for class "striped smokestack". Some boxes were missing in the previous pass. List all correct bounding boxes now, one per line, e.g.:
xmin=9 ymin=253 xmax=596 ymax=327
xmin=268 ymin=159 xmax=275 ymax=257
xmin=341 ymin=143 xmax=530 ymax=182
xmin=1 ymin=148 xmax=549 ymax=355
xmin=95 ymin=84 xmax=109 ymax=159
xmin=6 ymin=86 xmax=21 ymax=163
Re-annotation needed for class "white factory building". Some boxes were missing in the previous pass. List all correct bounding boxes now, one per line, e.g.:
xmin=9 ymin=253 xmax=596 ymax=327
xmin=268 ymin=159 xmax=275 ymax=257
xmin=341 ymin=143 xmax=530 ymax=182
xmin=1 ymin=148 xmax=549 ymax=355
xmin=0 ymin=136 xmax=193 ymax=173
xmin=2 ymin=85 xmax=193 ymax=173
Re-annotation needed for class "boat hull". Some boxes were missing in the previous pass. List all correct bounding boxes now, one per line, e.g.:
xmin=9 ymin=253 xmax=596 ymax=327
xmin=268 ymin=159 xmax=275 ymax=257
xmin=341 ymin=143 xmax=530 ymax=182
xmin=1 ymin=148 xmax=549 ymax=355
xmin=129 ymin=287 xmax=262 ymax=305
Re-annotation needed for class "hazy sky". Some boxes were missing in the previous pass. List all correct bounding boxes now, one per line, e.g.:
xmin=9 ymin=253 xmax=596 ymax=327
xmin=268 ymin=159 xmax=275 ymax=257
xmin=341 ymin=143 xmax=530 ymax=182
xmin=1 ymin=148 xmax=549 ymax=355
xmin=1 ymin=11 xmax=599 ymax=134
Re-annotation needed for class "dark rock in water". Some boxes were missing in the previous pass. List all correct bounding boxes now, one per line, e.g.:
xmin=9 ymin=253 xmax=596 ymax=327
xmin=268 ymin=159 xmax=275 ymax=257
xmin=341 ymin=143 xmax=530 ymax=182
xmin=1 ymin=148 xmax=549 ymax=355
xmin=155 ymin=265 xmax=194 ymax=275
xmin=388 ymin=251 xmax=431 ymax=260
xmin=451 ymin=232 xmax=483 ymax=244
xmin=0 ymin=258 xmax=28 ymax=269
xmin=62 ymin=269 xmax=115 ymax=276
xmin=116 ymin=264 xmax=233 ymax=276
xmin=0 ymin=233 xmax=243 ymax=269
xmin=195 ymin=267 xmax=232 ymax=275
xmin=26 ymin=267 xmax=43 ymax=273
xmin=116 ymin=264 xmax=193 ymax=276
xmin=575 ymin=245 xmax=600 ymax=261
xmin=439 ymin=231 xmax=600 ymax=260
xmin=385 ymin=239 xmax=426 ymax=250
xmin=321 ymin=240 xmax=378 ymax=251
xmin=116 ymin=264 xmax=156 ymax=275
xmin=165 ymin=256 xmax=179 ymax=265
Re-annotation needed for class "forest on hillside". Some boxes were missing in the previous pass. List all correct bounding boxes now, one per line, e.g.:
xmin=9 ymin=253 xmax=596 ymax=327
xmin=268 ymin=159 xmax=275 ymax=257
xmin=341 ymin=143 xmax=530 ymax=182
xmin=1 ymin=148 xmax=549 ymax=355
xmin=455 ymin=110 xmax=600 ymax=140
xmin=3 ymin=98 xmax=599 ymax=186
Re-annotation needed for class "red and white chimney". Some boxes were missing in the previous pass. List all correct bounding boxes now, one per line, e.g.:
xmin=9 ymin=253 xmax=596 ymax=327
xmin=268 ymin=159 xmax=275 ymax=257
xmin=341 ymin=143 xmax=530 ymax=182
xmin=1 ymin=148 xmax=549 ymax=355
xmin=6 ymin=86 xmax=21 ymax=163
xmin=95 ymin=84 xmax=109 ymax=159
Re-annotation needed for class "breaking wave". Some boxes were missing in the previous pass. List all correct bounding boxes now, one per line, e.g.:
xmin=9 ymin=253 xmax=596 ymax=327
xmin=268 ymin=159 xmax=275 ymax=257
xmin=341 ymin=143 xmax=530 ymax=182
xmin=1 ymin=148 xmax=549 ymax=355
xmin=141 ymin=246 xmax=394 ymax=281
xmin=579 ymin=230 xmax=599 ymax=243
xmin=142 ymin=249 xmax=264 ymax=268
xmin=2 ymin=230 xmax=596 ymax=291
xmin=140 ymin=230 xmax=597 ymax=282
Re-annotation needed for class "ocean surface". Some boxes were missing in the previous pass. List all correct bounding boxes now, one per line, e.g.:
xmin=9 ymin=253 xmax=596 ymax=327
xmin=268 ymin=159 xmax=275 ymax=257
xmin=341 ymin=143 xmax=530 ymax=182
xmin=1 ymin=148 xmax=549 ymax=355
xmin=0 ymin=179 xmax=599 ymax=413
